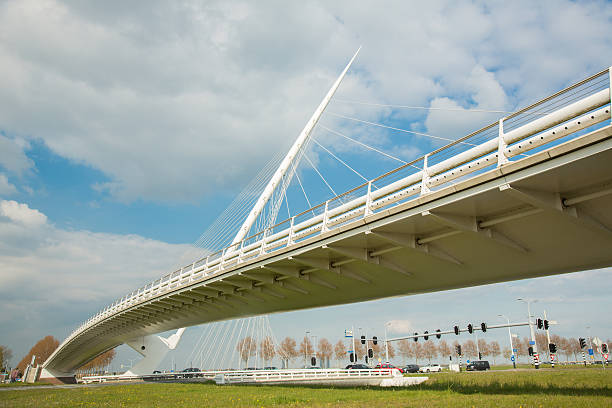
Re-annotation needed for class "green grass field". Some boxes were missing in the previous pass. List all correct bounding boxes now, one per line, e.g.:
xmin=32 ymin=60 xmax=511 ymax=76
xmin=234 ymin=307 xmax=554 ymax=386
xmin=1 ymin=367 xmax=611 ymax=407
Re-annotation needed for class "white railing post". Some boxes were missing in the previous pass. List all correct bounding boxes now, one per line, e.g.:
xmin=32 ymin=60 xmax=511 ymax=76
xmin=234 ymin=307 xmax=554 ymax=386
xmin=609 ymin=67 xmax=612 ymax=104
xmin=497 ymin=118 xmax=509 ymax=166
xmin=365 ymin=181 xmax=373 ymax=216
xmin=238 ymin=239 xmax=245 ymax=263
xmin=287 ymin=216 xmax=296 ymax=245
xmin=259 ymin=228 xmax=268 ymax=256
xmin=220 ymin=248 xmax=227 ymax=270
xmin=420 ymin=154 xmax=430 ymax=195
xmin=322 ymin=200 xmax=330 ymax=232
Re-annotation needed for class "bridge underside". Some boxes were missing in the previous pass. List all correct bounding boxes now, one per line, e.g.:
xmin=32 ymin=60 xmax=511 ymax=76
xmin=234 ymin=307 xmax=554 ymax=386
xmin=48 ymin=126 xmax=612 ymax=374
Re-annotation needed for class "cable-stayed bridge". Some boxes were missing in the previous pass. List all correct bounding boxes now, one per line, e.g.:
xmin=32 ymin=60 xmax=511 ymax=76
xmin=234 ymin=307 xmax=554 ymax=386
xmin=41 ymin=50 xmax=612 ymax=382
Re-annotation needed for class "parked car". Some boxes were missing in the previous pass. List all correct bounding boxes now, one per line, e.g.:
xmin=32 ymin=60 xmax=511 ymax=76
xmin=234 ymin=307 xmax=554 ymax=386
xmin=402 ymin=364 xmax=420 ymax=373
xmin=374 ymin=363 xmax=404 ymax=373
xmin=345 ymin=364 xmax=370 ymax=370
xmin=263 ymin=366 xmax=277 ymax=370
xmin=181 ymin=367 xmax=201 ymax=378
xmin=419 ymin=364 xmax=442 ymax=373
xmin=466 ymin=360 xmax=490 ymax=371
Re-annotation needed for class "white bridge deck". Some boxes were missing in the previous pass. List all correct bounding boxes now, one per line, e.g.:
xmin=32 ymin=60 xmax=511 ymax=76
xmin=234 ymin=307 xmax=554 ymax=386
xmin=44 ymin=68 xmax=612 ymax=376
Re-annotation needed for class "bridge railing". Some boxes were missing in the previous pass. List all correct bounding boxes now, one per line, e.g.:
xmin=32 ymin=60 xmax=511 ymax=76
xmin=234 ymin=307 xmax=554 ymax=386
xmin=63 ymin=68 xmax=611 ymax=345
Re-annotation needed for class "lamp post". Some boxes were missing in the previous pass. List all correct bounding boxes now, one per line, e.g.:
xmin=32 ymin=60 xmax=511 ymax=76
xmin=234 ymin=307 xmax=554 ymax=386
xmin=499 ymin=314 xmax=516 ymax=369
xmin=384 ymin=322 xmax=391 ymax=363
xmin=305 ymin=331 xmax=310 ymax=366
xmin=517 ymin=298 xmax=539 ymax=369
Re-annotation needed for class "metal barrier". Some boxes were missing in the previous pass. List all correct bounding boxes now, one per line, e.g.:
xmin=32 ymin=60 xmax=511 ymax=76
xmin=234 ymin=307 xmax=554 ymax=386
xmin=80 ymin=368 xmax=399 ymax=384
xmin=63 ymin=68 xmax=612 ymax=346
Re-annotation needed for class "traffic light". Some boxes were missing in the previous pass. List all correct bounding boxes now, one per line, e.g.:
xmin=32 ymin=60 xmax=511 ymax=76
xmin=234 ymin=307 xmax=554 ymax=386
xmin=579 ymin=338 xmax=587 ymax=349
xmin=481 ymin=322 xmax=487 ymax=333
xmin=368 ymin=348 xmax=373 ymax=358
xmin=537 ymin=318 xmax=543 ymax=329
xmin=544 ymin=320 xmax=549 ymax=330
xmin=602 ymin=343 xmax=609 ymax=353
xmin=349 ymin=352 xmax=355 ymax=362
xmin=549 ymin=343 xmax=557 ymax=353
xmin=372 ymin=336 xmax=378 ymax=345
xmin=414 ymin=332 xmax=418 ymax=342
xmin=456 ymin=345 xmax=462 ymax=355
xmin=436 ymin=329 xmax=442 ymax=339
xmin=424 ymin=331 xmax=429 ymax=340
xmin=454 ymin=325 xmax=459 ymax=335
xmin=528 ymin=346 xmax=533 ymax=356
xmin=311 ymin=356 xmax=317 ymax=366
xmin=365 ymin=356 xmax=369 ymax=364
xmin=478 ymin=352 xmax=482 ymax=360
xmin=467 ymin=324 xmax=473 ymax=334
xmin=361 ymin=335 xmax=366 ymax=345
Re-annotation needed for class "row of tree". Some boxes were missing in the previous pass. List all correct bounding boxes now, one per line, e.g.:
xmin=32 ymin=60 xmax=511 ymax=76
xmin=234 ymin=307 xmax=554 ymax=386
xmin=236 ymin=334 xmax=612 ymax=367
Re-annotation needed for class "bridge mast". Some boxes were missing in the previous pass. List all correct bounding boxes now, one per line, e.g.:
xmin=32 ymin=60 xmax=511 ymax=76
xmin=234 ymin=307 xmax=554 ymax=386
xmin=231 ymin=47 xmax=361 ymax=246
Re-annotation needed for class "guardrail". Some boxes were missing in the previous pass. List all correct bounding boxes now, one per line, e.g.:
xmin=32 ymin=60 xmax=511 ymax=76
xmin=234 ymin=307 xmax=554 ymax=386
xmin=80 ymin=368 xmax=399 ymax=384
xmin=56 ymin=67 xmax=612 ymax=354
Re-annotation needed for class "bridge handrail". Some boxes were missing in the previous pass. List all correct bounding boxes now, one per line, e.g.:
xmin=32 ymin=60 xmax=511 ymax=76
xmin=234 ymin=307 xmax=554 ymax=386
xmin=58 ymin=68 xmax=611 ymax=351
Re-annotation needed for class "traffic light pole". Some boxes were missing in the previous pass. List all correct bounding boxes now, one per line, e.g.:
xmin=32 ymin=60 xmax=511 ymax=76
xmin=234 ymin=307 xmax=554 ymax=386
xmin=526 ymin=301 xmax=540 ymax=369
xmin=544 ymin=310 xmax=554 ymax=368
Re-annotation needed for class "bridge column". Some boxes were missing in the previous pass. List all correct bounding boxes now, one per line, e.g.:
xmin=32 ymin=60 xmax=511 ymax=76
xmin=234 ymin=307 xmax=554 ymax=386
xmin=39 ymin=367 xmax=77 ymax=384
xmin=122 ymin=328 xmax=186 ymax=376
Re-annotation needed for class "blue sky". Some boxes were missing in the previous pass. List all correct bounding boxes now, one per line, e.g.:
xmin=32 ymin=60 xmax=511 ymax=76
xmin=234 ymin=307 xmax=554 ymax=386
xmin=1 ymin=0 xmax=611 ymax=369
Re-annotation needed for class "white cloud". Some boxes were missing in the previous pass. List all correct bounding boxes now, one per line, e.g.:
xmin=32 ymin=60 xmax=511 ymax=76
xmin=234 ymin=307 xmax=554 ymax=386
xmin=0 ymin=0 xmax=609 ymax=203
xmin=0 ymin=200 xmax=194 ymax=357
xmin=0 ymin=199 xmax=46 ymax=226
xmin=0 ymin=173 xmax=17 ymax=195
xmin=386 ymin=319 xmax=413 ymax=334
xmin=0 ymin=134 xmax=33 ymax=176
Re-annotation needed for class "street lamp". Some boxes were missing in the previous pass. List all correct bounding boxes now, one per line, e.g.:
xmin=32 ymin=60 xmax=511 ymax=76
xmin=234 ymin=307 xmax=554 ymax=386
xmin=517 ymin=298 xmax=539 ymax=369
xmin=498 ymin=314 xmax=516 ymax=369
xmin=384 ymin=322 xmax=392 ymax=363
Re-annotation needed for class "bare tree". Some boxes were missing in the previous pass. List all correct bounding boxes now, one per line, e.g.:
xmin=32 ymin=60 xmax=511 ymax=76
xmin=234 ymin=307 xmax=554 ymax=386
xmin=462 ymin=340 xmax=477 ymax=360
xmin=0 ymin=345 xmax=13 ymax=371
xmin=278 ymin=337 xmax=297 ymax=368
xmin=489 ymin=341 xmax=501 ymax=365
xmin=298 ymin=336 xmax=313 ymax=365
xmin=260 ymin=337 xmax=276 ymax=365
xmin=422 ymin=341 xmax=437 ymax=364
xmin=398 ymin=340 xmax=413 ymax=364
xmin=317 ymin=338 xmax=333 ymax=368
xmin=18 ymin=335 xmax=59 ymax=372
xmin=387 ymin=342 xmax=396 ymax=360
xmin=414 ymin=342 xmax=424 ymax=365
xmin=438 ymin=340 xmax=451 ymax=359
xmin=334 ymin=340 xmax=346 ymax=366
xmin=478 ymin=339 xmax=490 ymax=359
xmin=502 ymin=347 xmax=511 ymax=361
xmin=535 ymin=333 xmax=548 ymax=360
xmin=79 ymin=349 xmax=116 ymax=374
xmin=522 ymin=337 xmax=532 ymax=364
xmin=237 ymin=336 xmax=257 ymax=367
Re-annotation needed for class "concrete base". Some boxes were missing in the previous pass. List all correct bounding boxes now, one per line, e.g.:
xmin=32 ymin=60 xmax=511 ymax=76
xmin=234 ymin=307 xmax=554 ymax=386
xmin=215 ymin=375 xmax=429 ymax=387
xmin=39 ymin=368 xmax=76 ymax=384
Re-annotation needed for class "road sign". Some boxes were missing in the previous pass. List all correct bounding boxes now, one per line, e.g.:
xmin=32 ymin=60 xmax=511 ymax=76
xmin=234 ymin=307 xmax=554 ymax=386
xmin=604 ymin=353 xmax=608 ymax=360
xmin=344 ymin=329 xmax=353 ymax=338
xmin=529 ymin=341 xmax=535 ymax=345
xmin=588 ymin=349 xmax=594 ymax=356
xmin=510 ymin=355 xmax=515 ymax=362
xmin=513 ymin=348 xmax=518 ymax=353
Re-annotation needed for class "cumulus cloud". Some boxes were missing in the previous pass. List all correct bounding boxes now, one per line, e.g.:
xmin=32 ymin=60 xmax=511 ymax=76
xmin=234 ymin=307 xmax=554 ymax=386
xmin=0 ymin=0 xmax=609 ymax=204
xmin=0 ymin=174 xmax=17 ymax=195
xmin=0 ymin=200 xmax=193 ymax=357
xmin=0 ymin=134 xmax=33 ymax=176
xmin=386 ymin=319 xmax=413 ymax=334
xmin=0 ymin=199 xmax=46 ymax=226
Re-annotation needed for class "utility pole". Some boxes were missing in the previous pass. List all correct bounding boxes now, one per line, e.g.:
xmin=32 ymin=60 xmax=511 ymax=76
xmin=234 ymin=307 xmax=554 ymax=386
xmin=352 ymin=325 xmax=356 ymax=364
xmin=499 ymin=314 xmax=516 ymax=369
xmin=544 ymin=310 xmax=554 ymax=368
xmin=518 ymin=298 xmax=539 ymax=369
xmin=384 ymin=322 xmax=390 ymax=363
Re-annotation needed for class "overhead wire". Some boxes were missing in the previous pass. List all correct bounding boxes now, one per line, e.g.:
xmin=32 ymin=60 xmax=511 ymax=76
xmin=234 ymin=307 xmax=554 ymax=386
xmin=311 ymin=137 xmax=369 ymax=182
